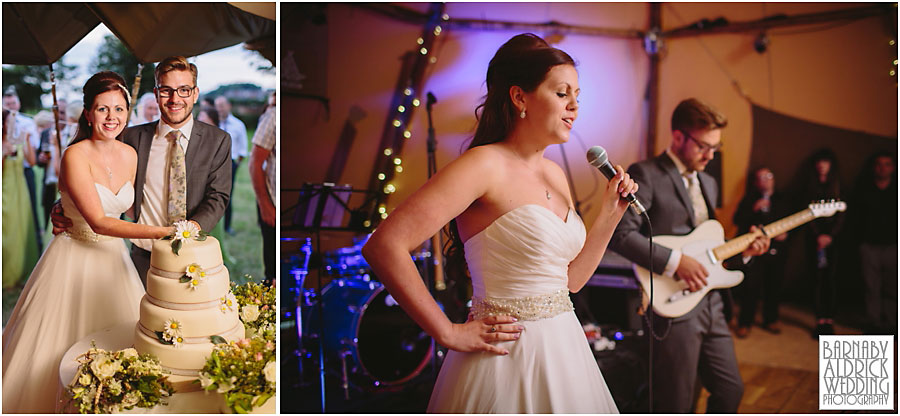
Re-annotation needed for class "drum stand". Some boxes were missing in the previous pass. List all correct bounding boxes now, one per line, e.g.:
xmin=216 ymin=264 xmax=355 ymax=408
xmin=287 ymin=183 xmax=371 ymax=412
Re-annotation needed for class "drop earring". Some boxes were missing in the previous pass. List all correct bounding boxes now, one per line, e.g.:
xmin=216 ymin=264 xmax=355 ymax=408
xmin=520 ymin=109 xmax=526 ymax=119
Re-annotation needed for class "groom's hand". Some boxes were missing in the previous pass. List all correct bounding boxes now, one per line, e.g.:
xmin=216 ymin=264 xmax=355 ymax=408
xmin=50 ymin=201 xmax=73 ymax=235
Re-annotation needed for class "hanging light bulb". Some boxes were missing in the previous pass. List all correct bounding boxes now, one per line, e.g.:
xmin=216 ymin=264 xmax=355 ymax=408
xmin=395 ymin=166 xmax=403 ymax=173
xmin=412 ymin=98 xmax=421 ymax=107
xmin=397 ymin=105 xmax=406 ymax=113
xmin=377 ymin=173 xmax=386 ymax=181
xmin=393 ymin=157 xmax=402 ymax=165
xmin=420 ymin=47 xmax=428 ymax=55
xmin=383 ymin=148 xmax=393 ymax=156
xmin=393 ymin=119 xmax=402 ymax=127
xmin=403 ymin=130 xmax=412 ymax=139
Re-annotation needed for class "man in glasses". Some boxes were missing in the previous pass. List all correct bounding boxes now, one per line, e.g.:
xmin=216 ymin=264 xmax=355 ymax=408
xmin=610 ymin=98 xmax=770 ymax=413
xmin=53 ymin=56 xmax=232 ymax=284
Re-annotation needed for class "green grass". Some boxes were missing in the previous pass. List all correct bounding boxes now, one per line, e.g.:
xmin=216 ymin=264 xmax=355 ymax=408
xmin=2 ymin=133 xmax=265 ymax=325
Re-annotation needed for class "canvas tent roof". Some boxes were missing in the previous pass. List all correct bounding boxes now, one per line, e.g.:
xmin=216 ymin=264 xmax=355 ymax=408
xmin=2 ymin=2 xmax=275 ymax=65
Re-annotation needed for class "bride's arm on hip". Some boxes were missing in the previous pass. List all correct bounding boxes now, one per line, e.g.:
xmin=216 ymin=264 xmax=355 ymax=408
xmin=59 ymin=143 xmax=172 ymax=239
xmin=566 ymin=165 xmax=637 ymax=292
xmin=362 ymin=147 xmax=519 ymax=355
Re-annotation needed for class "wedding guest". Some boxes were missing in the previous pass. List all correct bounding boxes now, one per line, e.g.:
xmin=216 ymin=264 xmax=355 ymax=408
xmin=35 ymin=110 xmax=62 ymax=228
xmin=801 ymin=148 xmax=844 ymax=338
xmin=3 ymin=71 xmax=174 ymax=413
xmin=3 ymin=88 xmax=44 ymax=249
xmin=732 ymin=167 xmax=789 ymax=338
xmin=362 ymin=33 xmax=633 ymax=412
xmin=215 ymin=95 xmax=247 ymax=235
xmin=197 ymin=107 xmax=220 ymax=127
xmin=851 ymin=151 xmax=897 ymax=335
xmin=61 ymin=100 xmax=84 ymax=146
xmin=2 ymin=109 xmax=40 ymax=289
xmin=52 ymin=56 xmax=232 ymax=285
xmin=249 ymin=91 xmax=276 ymax=285
xmin=129 ymin=92 xmax=160 ymax=126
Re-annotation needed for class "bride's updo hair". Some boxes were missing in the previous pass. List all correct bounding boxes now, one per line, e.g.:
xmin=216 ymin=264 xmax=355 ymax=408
xmin=444 ymin=33 xmax=576 ymax=284
xmin=70 ymin=71 xmax=132 ymax=145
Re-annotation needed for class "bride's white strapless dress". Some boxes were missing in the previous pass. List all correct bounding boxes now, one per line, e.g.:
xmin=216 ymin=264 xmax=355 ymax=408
xmin=2 ymin=182 xmax=145 ymax=413
xmin=427 ymin=204 xmax=619 ymax=413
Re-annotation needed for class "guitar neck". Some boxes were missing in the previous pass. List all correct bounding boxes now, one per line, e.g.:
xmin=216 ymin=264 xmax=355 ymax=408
xmin=712 ymin=209 xmax=815 ymax=261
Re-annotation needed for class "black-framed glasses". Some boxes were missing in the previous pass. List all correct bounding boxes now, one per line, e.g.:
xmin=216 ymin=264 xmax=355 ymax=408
xmin=156 ymin=85 xmax=195 ymax=98
xmin=682 ymin=130 xmax=723 ymax=153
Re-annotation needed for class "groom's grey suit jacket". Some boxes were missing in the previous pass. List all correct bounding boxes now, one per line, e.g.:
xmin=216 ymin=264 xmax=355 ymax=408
xmin=122 ymin=120 xmax=232 ymax=231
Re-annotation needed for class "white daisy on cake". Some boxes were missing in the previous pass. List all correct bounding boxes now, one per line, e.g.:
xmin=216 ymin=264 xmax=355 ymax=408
xmin=173 ymin=220 xmax=200 ymax=241
xmin=163 ymin=318 xmax=183 ymax=340
xmin=185 ymin=263 xmax=203 ymax=278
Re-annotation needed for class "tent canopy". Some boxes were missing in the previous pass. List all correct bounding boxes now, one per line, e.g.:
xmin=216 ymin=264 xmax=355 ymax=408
xmin=2 ymin=2 xmax=275 ymax=66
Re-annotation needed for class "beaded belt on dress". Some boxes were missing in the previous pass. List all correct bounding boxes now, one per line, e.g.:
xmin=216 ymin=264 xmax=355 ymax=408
xmin=64 ymin=227 xmax=114 ymax=243
xmin=470 ymin=288 xmax=573 ymax=321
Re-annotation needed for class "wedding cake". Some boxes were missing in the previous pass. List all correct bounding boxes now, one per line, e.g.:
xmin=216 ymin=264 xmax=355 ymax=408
xmin=133 ymin=235 xmax=244 ymax=380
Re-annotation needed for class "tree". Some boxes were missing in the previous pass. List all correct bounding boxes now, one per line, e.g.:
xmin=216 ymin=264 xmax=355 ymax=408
xmin=90 ymin=35 xmax=156 ymax=100
xmin=1 ymin=59 xmax=77 ymax=114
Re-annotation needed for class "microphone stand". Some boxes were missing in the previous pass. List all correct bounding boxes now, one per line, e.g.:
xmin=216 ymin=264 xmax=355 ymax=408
xmin=424 ymin=91 xmax=442 ymax=382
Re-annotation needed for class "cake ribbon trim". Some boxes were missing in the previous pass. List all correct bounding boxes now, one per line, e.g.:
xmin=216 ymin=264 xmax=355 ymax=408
xmin=145 ymin=294 xmax=224 ymax=311
xmin=148 ymin=263 xmax=225 ymax=279
xmin=137 ymin=321 xmax=244 ymax=345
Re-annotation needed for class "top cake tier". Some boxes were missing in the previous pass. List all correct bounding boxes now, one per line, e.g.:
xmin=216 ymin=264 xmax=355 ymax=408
xmin=150 ymin=236 xmax=224 ymax=272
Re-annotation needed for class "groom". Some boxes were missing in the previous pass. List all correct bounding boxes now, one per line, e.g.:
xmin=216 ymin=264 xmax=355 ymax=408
xmin=53 ymin=56 xmax=232 ymax=284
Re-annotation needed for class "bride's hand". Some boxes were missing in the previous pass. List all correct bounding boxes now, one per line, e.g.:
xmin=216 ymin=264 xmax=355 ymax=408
xmin=602 ymin=165 xmax=638 ymax=218
xmin=159 ymin=226 xmax=176 ymax=238
xmin=439 ymin=315 xmax=523 ymax=355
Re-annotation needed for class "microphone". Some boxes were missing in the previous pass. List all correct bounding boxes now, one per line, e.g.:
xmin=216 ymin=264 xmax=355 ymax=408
xmin=586 ymin=146 xmax=647 ymax=215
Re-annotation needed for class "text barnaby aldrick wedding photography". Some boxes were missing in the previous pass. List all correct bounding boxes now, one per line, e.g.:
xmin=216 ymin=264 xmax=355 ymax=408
xmin=819 ymin=335 xmax=894 ymax=410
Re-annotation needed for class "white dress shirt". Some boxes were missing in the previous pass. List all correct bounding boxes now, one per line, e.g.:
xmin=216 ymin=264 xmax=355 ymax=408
xmin=133 ymin=118 xmax=194 ymax=251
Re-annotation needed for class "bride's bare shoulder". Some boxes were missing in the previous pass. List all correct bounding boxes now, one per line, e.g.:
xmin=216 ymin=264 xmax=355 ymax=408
xmin=113 ymin=140 xmax=137 ymax=161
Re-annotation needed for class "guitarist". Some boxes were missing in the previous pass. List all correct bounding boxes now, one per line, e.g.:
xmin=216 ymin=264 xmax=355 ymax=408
xmin=609 ymin=98 xmax=770 ymax=413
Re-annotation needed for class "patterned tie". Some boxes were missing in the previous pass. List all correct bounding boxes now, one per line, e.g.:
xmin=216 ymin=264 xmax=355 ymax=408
xmin=686 ymin=172 xmax=709 ymax=225
xmin=166 ymin=130 xmax=187 ymax=224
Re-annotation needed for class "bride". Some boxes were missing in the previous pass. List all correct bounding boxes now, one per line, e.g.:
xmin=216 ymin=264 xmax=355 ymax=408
xmin=2 ymin=71 xmax=174 ymax=413
xmin=362 ymin=33 xmax=636 ymax=413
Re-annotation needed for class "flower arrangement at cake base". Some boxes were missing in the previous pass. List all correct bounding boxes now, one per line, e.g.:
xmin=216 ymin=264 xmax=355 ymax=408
xmin=199 ymin=337 xmax=276 ymax=414
xmin=231 ymin=280 xmax=276 ymax=341
xmin=66 ymin=344 xmax=176 ymax=414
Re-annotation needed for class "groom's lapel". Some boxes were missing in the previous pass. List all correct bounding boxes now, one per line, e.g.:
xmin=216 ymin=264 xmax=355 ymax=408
xmin=132 ymin=122 xmax=157 ymax=217
xmin=184 ymin=122 xmax=204 ymax=199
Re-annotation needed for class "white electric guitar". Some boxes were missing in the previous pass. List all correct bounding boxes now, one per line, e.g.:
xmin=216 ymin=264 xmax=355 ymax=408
xmin=635 ymin=201 xmax=846 ymax=318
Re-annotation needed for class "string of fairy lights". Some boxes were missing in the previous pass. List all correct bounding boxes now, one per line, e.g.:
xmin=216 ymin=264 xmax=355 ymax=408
xmin=890 ymin=38 xmax=897 ymax=79
xmin=363 ymin=9 xmax=450 ymax=229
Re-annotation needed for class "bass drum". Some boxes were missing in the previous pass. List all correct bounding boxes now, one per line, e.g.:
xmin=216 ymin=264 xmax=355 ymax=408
xmin=307 ymin=277 xmax=433 ymax=387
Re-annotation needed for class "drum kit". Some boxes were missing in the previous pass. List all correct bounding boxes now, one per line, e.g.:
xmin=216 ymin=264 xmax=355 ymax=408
xmin=283 ymin=235 xmax=439 ymax=404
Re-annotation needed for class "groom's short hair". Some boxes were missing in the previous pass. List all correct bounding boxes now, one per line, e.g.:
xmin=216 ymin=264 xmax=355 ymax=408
xmin=155 ymin=56 xmax=198 ymax=87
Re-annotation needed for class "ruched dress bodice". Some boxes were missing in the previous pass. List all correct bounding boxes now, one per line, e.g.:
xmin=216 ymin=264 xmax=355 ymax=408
xmin=60 ymin=182 xmax=134 ymax=243
xmin=465 ymin=204 xmax=584 ymax=299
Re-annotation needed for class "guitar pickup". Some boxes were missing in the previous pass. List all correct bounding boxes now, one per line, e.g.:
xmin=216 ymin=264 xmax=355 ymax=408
xmin=667 ymin=289 xmax=692 ymax=303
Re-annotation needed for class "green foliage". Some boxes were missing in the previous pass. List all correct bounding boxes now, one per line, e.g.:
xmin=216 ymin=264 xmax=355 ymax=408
xmin=90 ymin=35 xmax=156 ymax=98
xmin=198 ymin=337 xmax=276 ymax=413
xmin=1 ymin=60 xmax=77 ymax=113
